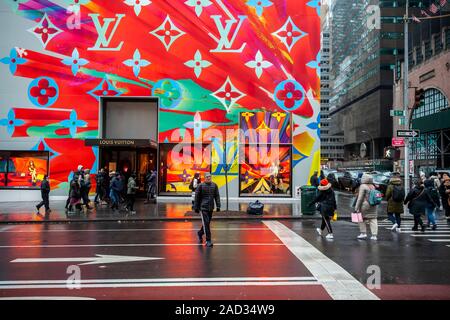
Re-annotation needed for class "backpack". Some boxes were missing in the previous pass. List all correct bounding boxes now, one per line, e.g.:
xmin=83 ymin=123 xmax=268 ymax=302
xmin=368 ymin=188 xmax=383 ymax=206
xmin=428 ymin=187 xmax=440 ymax=206
xmin=392 ymin=185 xmax=405 ymax=202
xmin=247 ymin=200 xmax=264 ymax=215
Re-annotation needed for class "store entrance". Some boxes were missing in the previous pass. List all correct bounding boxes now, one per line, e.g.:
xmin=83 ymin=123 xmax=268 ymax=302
xmin=100 ymin=146 xmax=157 ymax=195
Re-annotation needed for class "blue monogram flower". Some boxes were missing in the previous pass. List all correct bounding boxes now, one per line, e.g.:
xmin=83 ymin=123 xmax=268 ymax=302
xmin=0 ymin=48 xmax=26 ymax=74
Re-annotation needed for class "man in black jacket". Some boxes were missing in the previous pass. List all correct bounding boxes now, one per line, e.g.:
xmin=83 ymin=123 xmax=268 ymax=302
xmin=36 ymin=175 xmax=51 ymax=214
xmin=194 ymin=172 xmax=220 ymax=247
xmin=310 ymin=171 xmax=319 ymax=187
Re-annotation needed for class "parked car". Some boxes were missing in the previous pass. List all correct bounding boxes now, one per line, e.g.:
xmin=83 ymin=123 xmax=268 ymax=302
xmin=322 ymin=169 xmax=336 ymax=178
xmin=327 ymin=171 xmax=344 ymax=189
xmin=338 ymin=170 xmax=361 ymax=191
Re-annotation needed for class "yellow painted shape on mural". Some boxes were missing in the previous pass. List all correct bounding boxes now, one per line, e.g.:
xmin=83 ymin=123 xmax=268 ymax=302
xmin=242 ymin=112 xmax=255 ymax=122
xmin=272 ymin=112 xmax=286 ymax=122
xmin=307 ymin=150 xmax=321 ymax=186
xmin=213 ymin=175 xmax=239 ymax=189
xmin=293 ymin=131 xmax=315 ymax=157
xmin=255 ymin=120 xmax=271 ymax=132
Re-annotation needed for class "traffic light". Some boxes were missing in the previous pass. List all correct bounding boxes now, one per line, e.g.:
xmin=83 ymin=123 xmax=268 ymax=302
xmin=384 ymin=147 xmax=400 ymax=160
xmin=414 ymin=88 xmax=425 ymax=108
xmin=384 ymin=147 xmax=394 ymax=160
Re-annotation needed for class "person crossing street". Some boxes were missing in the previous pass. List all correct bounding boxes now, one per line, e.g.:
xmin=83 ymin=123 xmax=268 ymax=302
xmin=36 ymin=175 xmax=51 ymax=215
xmin=194 ymin=173 xmax=220 ymax=247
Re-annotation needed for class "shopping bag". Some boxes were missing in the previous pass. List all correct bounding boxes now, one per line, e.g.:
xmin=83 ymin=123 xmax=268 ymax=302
xmin=332 ymin=211 xmax=338 ymax=221
xmin=351 ymin=212 xmax=363 ymax=223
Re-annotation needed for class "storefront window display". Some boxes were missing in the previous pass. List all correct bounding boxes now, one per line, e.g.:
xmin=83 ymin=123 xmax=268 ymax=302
xmin=159 ymin=144 xmax=210 ymax=195
xmin=239 ymin=145 xmax=292 ymax=196
xmin=0 ymin=151 xmax=49 ymax=188
xmin=239 ymin=111 xmax=292 ymax=197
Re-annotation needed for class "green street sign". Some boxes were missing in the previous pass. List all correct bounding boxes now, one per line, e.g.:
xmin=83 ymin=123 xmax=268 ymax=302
xmin=398 ymin=117 xmax=405 ymax=125
xmin=390 ymin=110 xmax=405 ymax=117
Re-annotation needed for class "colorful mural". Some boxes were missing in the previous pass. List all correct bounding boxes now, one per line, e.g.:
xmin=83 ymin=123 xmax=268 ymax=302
xmin=0 ymin=0 xmax=321 ymax=196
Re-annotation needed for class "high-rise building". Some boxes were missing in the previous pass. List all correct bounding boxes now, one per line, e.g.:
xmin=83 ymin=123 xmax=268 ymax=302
xmin=328 ymin=0 xmax=429 ymax=168
xmin=320 ymin=0 xmax=345 ymax=165
xmin=392 ymin=4 xmax=450 ymax=175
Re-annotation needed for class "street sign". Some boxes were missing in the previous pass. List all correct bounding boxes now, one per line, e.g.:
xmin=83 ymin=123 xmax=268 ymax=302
xmin=397 ymin=129 xmax=420 ymax=138
xmin=392 ymin=137 xmax=405 ymax=147
xmin=399 ymin=117 xmax=405 ymax=125
xmin=390 ymin=110 xmax=405 ymax=117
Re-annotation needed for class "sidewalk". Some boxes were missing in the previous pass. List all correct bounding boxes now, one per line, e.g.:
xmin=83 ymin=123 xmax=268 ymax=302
xmin=0 ymin=192 xmax=439 ymax=224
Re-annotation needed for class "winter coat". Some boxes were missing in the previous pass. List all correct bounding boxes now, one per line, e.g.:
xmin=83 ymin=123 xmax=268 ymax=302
xmin=70 ymin=180 xmax=81 ymax=199
xmin=111 ymin=177 xmax=122 ymax=192
xmin=148 ymin=172 xmax=157 ymax=185
xmin=194 ymin=181 xmax=221 ymax=212
xmin=96 ymin=172 xmax=104 ymax=185
xmin=40 ymin=179 xmax=50 ymax=196
xmin=404 ymin=186 xmax=437 ymax=216
xmin=355 ymin=175 xmax=378 ymax=219
xmin=424 ymin=178 xmax=441 ymax=208
xmin=385 ymin=178 xmax=404 ymax=214
xmin=84 ymin=173 xmax=91 ymax=190
xmin=127 ymin=178 xmax=137 ymax=195
xmin=310 ymin=183 xmax=337 ymax=216
xmin=310 ymin=175 xmax=319 ymax=187
xmin=440 ymin=182 xmax=450 ymax=209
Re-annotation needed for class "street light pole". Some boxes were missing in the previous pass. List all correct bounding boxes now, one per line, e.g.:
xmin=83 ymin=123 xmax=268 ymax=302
xmin=403 ymin=0 xmax=410 ymax=193
xmin=362 ymin=130 xmax=375 ymax=171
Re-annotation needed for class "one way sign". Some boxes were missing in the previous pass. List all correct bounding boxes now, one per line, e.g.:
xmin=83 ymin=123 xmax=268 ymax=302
xmin=397 ymin=129 xmax=420 ymax=138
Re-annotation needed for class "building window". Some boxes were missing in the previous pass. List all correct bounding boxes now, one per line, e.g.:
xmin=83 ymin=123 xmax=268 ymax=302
xmin=0 ymin=151 xmax=49 ymax=189
xmin=412 ymin=88 xmax=449 ymax=120
xmin=408 ymin=50 xmax=415 ymax=67
xmin=434 ymin=33 xmax=442 ymax=55
xmin=424 ymin=41 xmax=432 ymax=60
xmin=416 ymin=47 xmax=423 ymax=64
xmin=445 ymin=28 xmax=450 ymax=49
xmin=410 ymin=132 xmax=439 ymax=161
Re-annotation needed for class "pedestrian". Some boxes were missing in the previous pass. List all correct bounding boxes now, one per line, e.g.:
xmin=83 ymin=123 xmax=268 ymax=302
xmin=404 ymin=180 xmax=438 ymax=231
xmin=81 ymin=168 xmax=92 ymax=210
xmin=65 ymin=173 xmax=72 ymax=212
xmin=385 ymin=172 xmax=405 ymax=232
xmin=145 ymin=170 xmax=157 ymax=203
xmin=126 ymin=173 xmax=138 ymax=214
xmin=94 ymin=168 xmax=105 ymax=205
xmin=310 ymin=171 xmax=319 ymax=187
xmin=189 ymin=172 xmax=201 ymax=209
xmin=194 ymin=172 xmax=221 ymax=247
xmin=354 ymin=173 xmax=381 ymax=240
xmin=319 ymin=171 xmax=326 ymax=184
xmin=110 ymin=172 xmax=121 ymax=211
xmin=424 ymin=175 xmax=440 ymax=230
xmin=439 ymin=176 xmax=450 ymax=220
xmin=429 ymin=172 xmax=441 ymax=189
xmin=68 ymin=174 xmax=82 ymax=213
xmin=309 ymin=178 xmax=336 ymax=239
xmin=103 ymin=168 xmax=111 ymax=204
xmin=36 ymin=174 xmax=51 ymax=214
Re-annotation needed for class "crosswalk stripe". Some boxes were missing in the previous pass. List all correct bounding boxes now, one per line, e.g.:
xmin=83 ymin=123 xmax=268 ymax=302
xmin=410 ymin=234 xmax=450 ymax=237
xmin=397 ymin=231 xmax=450 ymax=234
xmin=429 ymin=239 xmax=450 ymax=242
xmin=264 ymin=221 xmax=379 ymax=300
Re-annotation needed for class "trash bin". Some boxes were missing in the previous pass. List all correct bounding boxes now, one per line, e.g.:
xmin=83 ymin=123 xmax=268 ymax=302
xmin=301 ymin=186 xmax=317 ymax=215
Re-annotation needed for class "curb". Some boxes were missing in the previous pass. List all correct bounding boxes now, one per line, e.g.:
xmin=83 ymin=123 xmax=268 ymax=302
xmin=0 ymin=215 xmax=420 ymax=225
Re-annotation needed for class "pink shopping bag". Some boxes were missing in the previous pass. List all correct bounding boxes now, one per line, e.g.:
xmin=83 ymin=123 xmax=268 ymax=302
xmin=351 ymin=212 xmax=363 ymax=223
